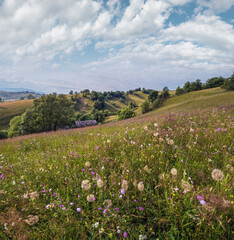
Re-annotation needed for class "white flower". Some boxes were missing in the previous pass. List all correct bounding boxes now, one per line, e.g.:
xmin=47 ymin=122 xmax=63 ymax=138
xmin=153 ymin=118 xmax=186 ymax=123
xmin=77 ymin=208 xmax=81 ymax=212
xmin=138 ymin=182 xmax=144 ymax=192
xmin=181 ymin=180 xmax=192 ymax=192
xmin=168 ymin=139 xmax=174 ymax=145
xmin=139 ymin=235 xmax=148 ymax=240
xmin=97 ymin=179 xmax=104 ymax=188
xmin=211 ymin=169 xmax=224 ymax=181
xmin=85 ymin=162 xmax=91 ymax=168
xmin=121 ymin=180 xmax=128 ymax=191
xmin=81 ymin=180 xmax=91 ymax=191
xmin=92 ymin=222 xmax=99 ymax=228
xmin=87 ymin=194 xmax=95 ymax=202
xmin=170 ymin=168 xmax=178 ymax=176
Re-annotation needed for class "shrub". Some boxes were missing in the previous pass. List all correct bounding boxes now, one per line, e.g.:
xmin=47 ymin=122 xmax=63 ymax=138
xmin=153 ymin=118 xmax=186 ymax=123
xmin=117 ymin=108 xmax=136 ymax=120
xmin=0 ymin=130 xmax=8 ymax=139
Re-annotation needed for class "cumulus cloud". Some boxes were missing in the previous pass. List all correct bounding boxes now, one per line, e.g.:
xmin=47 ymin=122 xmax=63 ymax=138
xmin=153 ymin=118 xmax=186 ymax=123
xmin=162 ymin=14 xmax=234 ymax=51
xmin=0 ymin=0 xmax=233 ymax=92
xmin=197 ymin=0 xmax=234 ymax=13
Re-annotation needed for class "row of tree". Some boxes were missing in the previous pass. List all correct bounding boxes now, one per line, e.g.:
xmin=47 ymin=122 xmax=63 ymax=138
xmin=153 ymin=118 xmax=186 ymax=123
xmin=175 ymin=73 xmax=234 ymax=96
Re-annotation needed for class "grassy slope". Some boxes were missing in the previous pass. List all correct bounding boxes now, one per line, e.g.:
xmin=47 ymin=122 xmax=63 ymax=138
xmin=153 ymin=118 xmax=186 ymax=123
xmin=0 ymin=100 xmax=33 ymax=130
xmin=0 ymin=88 xmax=233 ymax=239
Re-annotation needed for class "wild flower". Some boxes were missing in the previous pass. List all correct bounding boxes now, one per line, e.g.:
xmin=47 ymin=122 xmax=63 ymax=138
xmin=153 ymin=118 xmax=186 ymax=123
xmin=139 ymin=235 xmax=148 ymax=240
xmin=143 ymin=165 xmax=150 ymax=173
xmin=24 ymin=215 xmax=39 ymax=225
xmin=138 ymin=182 xmax=144 ymax=191
xmin=121 ymin=189 xmax=125 ymax=194
xmin=226 ymin=164 xmax=233 ymax=172
xmin=123 ymin=232 xmax=128 ymax=237
xmin=211 ymin=169 xmax=224 ymax=181
xmin=92 ymin=222 xmax=99 ymax=228
xmin=159 ymin=173 xmax=165 ymax=180
xmin=87 ymin=194 xmax=95 ymax=202
xmin=200 ymin=200 xmax=206 ymax=205
xmin=168 ymin=139 xmax=174 ymax=145
xmin=104 ymin=199 xmax=112 ymax=207
xmin=170 ymin=168 xmax=178 ymax=176
xmin=76 ymin=208 xmax=81 ymax=212
xmin=29 ymin=191 xmax=39 ymax=200
xmin=181 ymin=180 xmax=192 ymax=192
xmin=122 ymin=180 xmax=128 ymax=191
xmin=85 ymin=162 xmax=91 ymax=168
xmin=81 ymin=180 xmax=91 ymax=190
xmin=97 ymin=179 xmax=104 ymax=188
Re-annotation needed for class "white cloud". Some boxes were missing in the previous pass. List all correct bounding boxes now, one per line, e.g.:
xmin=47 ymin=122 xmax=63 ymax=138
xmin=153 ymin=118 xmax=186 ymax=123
xmin=162 ymin=14 xmax=234 ymax=51
xmin=197 ymin=0 xmax=234 ymax=13
xmin=166 ymin=0 xmax=192 ymax=6
xmin=111 ymin=0 xmax=170 ymax=38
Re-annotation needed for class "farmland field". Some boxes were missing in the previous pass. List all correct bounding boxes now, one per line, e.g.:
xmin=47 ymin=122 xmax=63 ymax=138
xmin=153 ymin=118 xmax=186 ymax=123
xmin=0 ymin=89 xmax=233 ymax=239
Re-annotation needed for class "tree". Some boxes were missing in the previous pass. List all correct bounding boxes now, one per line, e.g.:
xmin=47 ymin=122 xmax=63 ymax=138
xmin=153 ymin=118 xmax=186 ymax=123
xmin=8 ymin=115 xmax=23 ymax=137
xmin=222 ymin=73 xmax=234 ymax=90
xmin=183 ymin=81 xmax=192 ymax=92
xmin=19 ymin=93 xmax=75 ymax=133
xmin=141 ymin=101 xmax=150 ymax=114
xmin=175 ymin=86 xmax=184 ymax=96
xmin=148 ymin=90 xmax=158 ymax=103
xmin=69 ymin=90 xmax=73 ymax=95
xmin=93 ymin=99 xmax=104 ymax=110
xmin=160 ymin=86 xmax=170 ymax=99
xmin=27 ymin=94 xmax=35 ymax=99
xmin=117 ymin=108 xmax=136 ymax=120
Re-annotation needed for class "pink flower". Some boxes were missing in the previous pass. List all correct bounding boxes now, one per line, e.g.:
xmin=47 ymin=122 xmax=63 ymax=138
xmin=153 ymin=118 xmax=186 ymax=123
xmin=197 ymin=196 xmax=204 ymax=200
xmin=123 ymin=232 xmax=127 ymax=237
xmin=200 ymin=200 xmax=206 ymax=205
xmin=139 ymin=207 xmax=144 ymax=210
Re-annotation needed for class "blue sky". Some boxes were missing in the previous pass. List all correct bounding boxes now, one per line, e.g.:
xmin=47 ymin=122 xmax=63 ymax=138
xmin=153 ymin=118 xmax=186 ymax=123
xmin=0 ymin=0 xmax=233 ymax=93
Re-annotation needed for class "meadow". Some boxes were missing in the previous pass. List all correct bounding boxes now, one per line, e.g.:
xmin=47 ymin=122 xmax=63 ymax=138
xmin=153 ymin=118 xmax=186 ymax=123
xmin=0 ymin=89 xmax=233 ymax=239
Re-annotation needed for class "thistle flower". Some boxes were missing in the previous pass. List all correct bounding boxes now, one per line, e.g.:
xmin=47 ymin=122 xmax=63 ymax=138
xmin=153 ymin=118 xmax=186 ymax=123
xmin=97 ymin=179 xmax=104 ymax=188
xmin=138 ymin=182 xmax=144 ymax=191
xmin=87 ymin=194 xmax=95 ymax=202
xmin=181 ymin=180 xmax=192 ymax=192
xmin=170 ymin=168 xmax=178 ymax=176
xmin=211 ymin=169 xmax=224 ymax=181
xmin=122 ymin=180 xmax=128 ymax=191
xmin=81 ymin=180 xmax=91 ymax=190
xmin=24 ymin=215 xmax=39 ymax=225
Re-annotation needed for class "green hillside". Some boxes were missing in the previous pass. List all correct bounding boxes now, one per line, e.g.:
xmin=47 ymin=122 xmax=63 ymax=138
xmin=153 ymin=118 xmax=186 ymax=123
xmin=0 ymin=100 xmax=34 ymax=130
xmin=0 ymin=88 xmax=233 ymax=239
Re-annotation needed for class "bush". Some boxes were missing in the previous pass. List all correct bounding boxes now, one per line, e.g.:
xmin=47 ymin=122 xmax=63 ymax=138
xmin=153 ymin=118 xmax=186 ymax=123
xmin=153 ymin=99 xmax=162 ymax=109
xmin=0 ymin=130 xmax=8 ymax=139
xmin=141 ymin=101 xmax=150 ymax=114
xmin=117 ymin=108 xmax=136 ymax=120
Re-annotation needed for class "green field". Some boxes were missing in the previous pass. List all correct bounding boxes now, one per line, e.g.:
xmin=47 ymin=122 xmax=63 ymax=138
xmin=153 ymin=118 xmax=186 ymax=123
xmin=0 ymin=100 xmax=33 ymax=130
xmin=0 ymin=88 xmax=233 ymax=239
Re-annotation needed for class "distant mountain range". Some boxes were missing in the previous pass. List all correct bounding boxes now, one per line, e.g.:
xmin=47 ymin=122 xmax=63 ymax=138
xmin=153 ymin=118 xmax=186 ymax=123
xmin=0 ymin=88 xmax=45 ymax=94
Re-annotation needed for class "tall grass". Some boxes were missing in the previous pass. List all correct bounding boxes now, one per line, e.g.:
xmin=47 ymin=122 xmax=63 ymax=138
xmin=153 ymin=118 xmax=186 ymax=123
xmin=0 ymin=104 xmax=233 ymax=239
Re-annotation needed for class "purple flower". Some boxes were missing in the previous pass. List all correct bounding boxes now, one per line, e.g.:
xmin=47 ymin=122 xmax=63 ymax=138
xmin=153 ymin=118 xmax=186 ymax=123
xmin=197 ymin=196 xmax=204 ymax=200
xmin=77 ymin=208 xmax=81 ymax=212
xmin=115 ymin=208 xmax=119 ymax=210
xmin=200 ymin=200 xmax=206 ymax=205
xmin=53 ymin=193 xmax=57 ymax=196
xmin=121 ymin=189 xmax=125 ymax=194
xmin=91 ymin=172 xmax=94 ymax=175
xmin=123 ymin=232 xmax=127 ymax=238
xmin=103 ymin=209 xmax=107 ymax=214
xmin=98 ymin=207 xmax=102 ymax=210
xmin=139 ymin=207 xmax=144 ymax=210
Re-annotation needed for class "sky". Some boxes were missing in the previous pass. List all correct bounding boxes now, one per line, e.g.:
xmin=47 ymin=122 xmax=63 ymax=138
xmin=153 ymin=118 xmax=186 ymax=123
xmin=0 ymin=0 xmax=233 ymax=93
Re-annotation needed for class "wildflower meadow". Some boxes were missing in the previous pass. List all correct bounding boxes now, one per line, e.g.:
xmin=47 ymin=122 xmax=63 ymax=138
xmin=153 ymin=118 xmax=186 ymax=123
xmin=0 ymin=106 xmax=233 ymax=239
